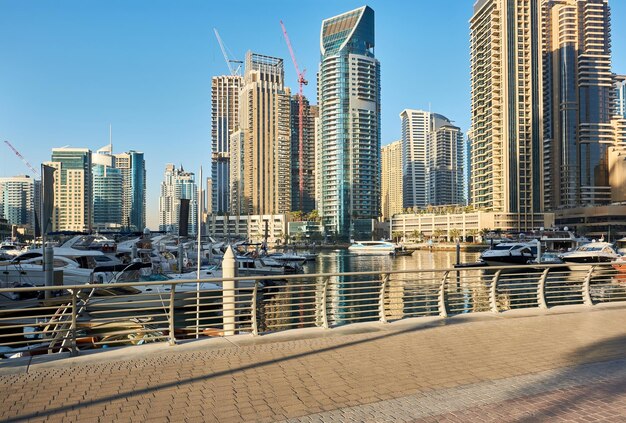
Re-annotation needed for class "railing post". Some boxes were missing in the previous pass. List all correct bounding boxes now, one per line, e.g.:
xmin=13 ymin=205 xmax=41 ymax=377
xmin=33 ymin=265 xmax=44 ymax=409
xmin=321 ymin=277 xmax=329 ymax=329
xmin=379 ymin=273 xmax=389 ymax=323
xmin=582 ymin=265 xmax=595 ymax=306
xmin=70 ymin=289 xmax=78 ymax=357
xmin=251 ymin=281 xmax=258 ymax=336
xmin=489 ymin=270 xmax=502 ymax=313
xmin=169 ymin=283 xmax=177 ymax=346
xmin=438 ymin=271 xmax=450 ymax=318
xmin=537 ymin=267 xmax=550 ymax=309
xmin=222 ymin=246 xmax=237 ymax=336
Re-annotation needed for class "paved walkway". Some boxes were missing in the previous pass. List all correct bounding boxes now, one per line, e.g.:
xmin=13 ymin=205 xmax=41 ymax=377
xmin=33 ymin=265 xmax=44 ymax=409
xmin=1 ymin=303 xmax=626 ymax=422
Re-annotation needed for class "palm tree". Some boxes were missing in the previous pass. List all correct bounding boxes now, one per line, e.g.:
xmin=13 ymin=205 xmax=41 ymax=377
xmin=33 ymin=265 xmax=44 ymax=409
xmin=448 ymin=228 xmax=461 ymax=242
xmin=392 ymin=231 xmax=403 ymax=242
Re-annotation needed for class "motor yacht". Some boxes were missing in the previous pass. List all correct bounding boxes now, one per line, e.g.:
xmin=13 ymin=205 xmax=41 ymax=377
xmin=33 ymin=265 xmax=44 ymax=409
xmin=479 ymin=242 xmax=538 ymax=266
xmin=348 ymin=241 xmax=397 ymax=255
xmin=558 ymin=242 xmax=619 ymax=268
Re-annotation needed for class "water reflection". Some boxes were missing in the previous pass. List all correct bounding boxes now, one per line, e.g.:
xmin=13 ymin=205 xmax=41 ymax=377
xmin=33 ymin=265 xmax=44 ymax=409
xmin=256 ymin=250 xmax=626 ymax=332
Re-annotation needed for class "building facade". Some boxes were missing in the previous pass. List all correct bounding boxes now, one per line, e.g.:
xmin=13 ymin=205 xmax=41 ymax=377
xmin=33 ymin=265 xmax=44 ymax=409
xmin=232 ymin=52 xmax=291 ymax=216
xmin=616 ymin=75 xmax=626 ymax=119
xmin=92 ymin=145 xmax=123 ymax=229
xmin=318 ymin=6 xmax=381 ymax=239
xmin=381 ymin=140 xmax=403 ymax=221
xmin=470 ymin=0 xmax=545 ymax=230
xmin=0 ymin=175 xmax=40 ymax=229
xmin=158 ymin=164 xmax=198 ymax=235
xmin=47 ymin=147 xmax=93 ymax=232
xmin=211 ymin=75 xmax=242 ymax=215
xmin=290 ymin=96 xmax=318 ymax=213
xmin=400 ymin=110 xmax=465 ymax=208
xmin=542 ymin=0 xmax=614 ymax=209
xmin=114 ymin=150 xmax=146 ymax=231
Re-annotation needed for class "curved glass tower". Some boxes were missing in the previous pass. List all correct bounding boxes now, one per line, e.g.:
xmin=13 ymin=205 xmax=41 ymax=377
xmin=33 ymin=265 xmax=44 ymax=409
xmin=318 ymin=6 xmax=380 ymax=240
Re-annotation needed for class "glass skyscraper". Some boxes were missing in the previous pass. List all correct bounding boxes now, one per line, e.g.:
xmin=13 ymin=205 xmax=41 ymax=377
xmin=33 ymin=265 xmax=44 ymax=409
xmin=93 ymin=145 xmax=123 ymax=228
xmin=543 ymin=0 xmax=613 ymax=209
xmin=115 ymin=150 xmax=146 ymax=230
xmin=318 ymin=6 xmax=380 ymax=239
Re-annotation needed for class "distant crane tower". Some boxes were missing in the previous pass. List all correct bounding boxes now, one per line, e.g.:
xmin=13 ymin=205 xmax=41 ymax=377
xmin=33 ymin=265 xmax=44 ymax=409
xmin=280 ymin=20 xmax=308 ymax=211
xmin=213 ymin=28 xmax=242 ymax=76
xmin=4 ymin=140 xmax=40 ymax=176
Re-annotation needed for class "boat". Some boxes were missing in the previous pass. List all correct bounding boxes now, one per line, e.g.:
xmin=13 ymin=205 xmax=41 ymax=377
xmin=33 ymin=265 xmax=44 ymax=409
xmin=348 ymin=241 xmax=397 ymax=255
xmin=267 ymin=252 xmax=307 ymax=268
xmin=558 ymin=242 xmax=619 ymax=268
xmin=479 ymin=242 xmax=538 ymax=266
xmin=611 ymin=256 xmax=626 ymax=273
xmin=532 ymin=252 xmax=565 ymax=265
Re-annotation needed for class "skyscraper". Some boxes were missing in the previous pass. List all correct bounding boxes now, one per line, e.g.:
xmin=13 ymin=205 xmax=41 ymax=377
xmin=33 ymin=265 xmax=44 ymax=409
xmin=92 ymin=144 xmax=123 ymax=228
xmin=470 ymin=0 xmax=544 ymax=230
xmin=114 ymin=150 xmax=146 ymax=231
xmin=615 ymin=75 xmax=626 ymax=119
xmin=318 ymin=6 xmax=380 ymax=239
xmin=47 ymin=147 xmax=93 ymax=232
xmin=290 ymin=96 xmax=318 ymax=213
xmin=234 ymin=52 xmax=291 ymax=216
xmin=159 ymin=164 xmax=198 ymax=235
xmin=428 ymin=120 xmax=465 ymax=206
xmin=381 ymin=141 xmax=403 ymax=221
xmin=400 ymin=110 xmax=464 ymax=208
xmin=543 ymin=0 xmax=613 ymax=209
xmin=0 ymin=175 xmax=40 ymax=228
xmin=400 ymin=109 xmax=430 ymax=209
xmin=211 ymin=75 xmax=242 ymax=215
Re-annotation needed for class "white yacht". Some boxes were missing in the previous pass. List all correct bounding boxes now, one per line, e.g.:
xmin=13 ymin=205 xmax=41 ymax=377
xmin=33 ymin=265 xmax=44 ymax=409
xmin=558 ymin=242 xmax=619 ymax=268
xmin=479 ymin=242 xmax=538 ymax=266
xmin=348 ymin=241 xmax=397 ymax=255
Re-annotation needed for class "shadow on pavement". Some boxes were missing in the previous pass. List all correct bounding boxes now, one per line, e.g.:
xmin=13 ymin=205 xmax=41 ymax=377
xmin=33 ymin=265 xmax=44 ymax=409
xmin=512 ymin=334 xmax=626 ymax=422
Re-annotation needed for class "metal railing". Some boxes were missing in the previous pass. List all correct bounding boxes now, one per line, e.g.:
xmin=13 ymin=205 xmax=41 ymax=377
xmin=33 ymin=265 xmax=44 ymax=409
xmin=1 ymin=263 xmax=625 ymax=359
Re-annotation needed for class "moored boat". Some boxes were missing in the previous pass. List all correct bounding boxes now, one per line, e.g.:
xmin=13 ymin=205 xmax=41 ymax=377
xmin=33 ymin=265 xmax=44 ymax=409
xmin=348 ymin=241 xmax=397 ymax=255
xmin=558 ymin=242 xmax=619 ymax=268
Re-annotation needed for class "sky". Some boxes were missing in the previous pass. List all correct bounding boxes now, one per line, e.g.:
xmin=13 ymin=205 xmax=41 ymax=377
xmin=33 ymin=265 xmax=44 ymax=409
xmin=1 ymin=0 xmax=626 ymax=230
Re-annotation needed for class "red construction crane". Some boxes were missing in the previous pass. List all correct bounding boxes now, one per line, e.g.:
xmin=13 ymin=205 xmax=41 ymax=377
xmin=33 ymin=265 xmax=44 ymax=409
xmin=4 ymin=140 xmax=40 ymax=176
xmin=280 ymin=20 xmax=308 ymax=211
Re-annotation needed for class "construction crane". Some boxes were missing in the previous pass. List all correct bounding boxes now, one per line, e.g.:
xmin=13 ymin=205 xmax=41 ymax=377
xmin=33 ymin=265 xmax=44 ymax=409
xmin=213 ymin=28 xmax=242 ymax=76
xmin=4 ymin=140 xmax=40 ymax=176
xmin=280 ymin=20 xmax=308 ymax=212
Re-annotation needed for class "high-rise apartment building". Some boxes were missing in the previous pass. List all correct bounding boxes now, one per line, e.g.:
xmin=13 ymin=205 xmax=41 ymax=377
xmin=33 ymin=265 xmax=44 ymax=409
xmin=92 ymin=145 xmax=123 ymax=228
xmin=232 ymin=52 xmax=291 ymax=216
xmin=429 ymin=121 xmax=465 ymax=206
xmin=211 ymin=75 xmax=242 ymax=215
xmin=318 ymin=6 xmax=380 ymax=238
xmin=114 ymin=150 xmax=146 ymax=231
xmin=0 ymin=175 xmax=40 ymax=228
xmin=400 ymin=110 xmax=465 ymax=208
xmin=615 ymin=75 xmax=626 ymax=119
xmin=290 ymin=96 xmax=318 ymax=213
xmin=543 ymin=0 xmax=614 ymax=209
xmin=46 ymin=147 xmax=93 ymax=232
xmin=159 ymin=164 xmax=198 ymax=235
xmin=470 ymin=0 xmax=544 ymax=230
xmin=400 ymin=109 xmax=429 ymax=209
xmin=381 ymin=141 xmax=403 ymax=221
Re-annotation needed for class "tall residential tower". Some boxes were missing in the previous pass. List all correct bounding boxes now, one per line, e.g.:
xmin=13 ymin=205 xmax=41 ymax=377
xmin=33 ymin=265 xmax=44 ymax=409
xmin=231 ymin=52 xmax=291 ymax=216
xmin=318 ymin=6 xmax=381 ymax=239
xmin=211 ymin=75 xmax=242 ymax=215
xmin=542 ymin=0 xmax=614 ymax=209
xmin=470 ymin=0 xmax=544 ymax=230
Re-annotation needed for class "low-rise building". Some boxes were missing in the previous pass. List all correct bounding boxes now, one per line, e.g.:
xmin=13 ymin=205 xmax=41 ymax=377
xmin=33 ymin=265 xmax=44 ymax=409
xmin=392 ymin=211 xmax=555 ymax=241
xmin=205 ymin=214 xmax=289 ymax=245
xmin=554 ymin=204 xmax=626 ymax=241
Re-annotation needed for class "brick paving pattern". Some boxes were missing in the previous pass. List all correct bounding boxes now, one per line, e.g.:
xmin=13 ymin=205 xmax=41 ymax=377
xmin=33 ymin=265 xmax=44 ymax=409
xmin=0 ymin=304 xmax=625 ymax=422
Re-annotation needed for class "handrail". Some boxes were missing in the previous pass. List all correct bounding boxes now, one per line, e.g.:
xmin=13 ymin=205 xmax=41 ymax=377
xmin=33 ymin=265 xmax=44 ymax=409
xmin=0 ymin=262 xmax=624 ymax=359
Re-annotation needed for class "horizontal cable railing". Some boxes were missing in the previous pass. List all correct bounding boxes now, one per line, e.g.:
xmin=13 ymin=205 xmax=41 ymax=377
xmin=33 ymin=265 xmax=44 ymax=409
xmin=0 ymin=263 xmax=625 ymax=359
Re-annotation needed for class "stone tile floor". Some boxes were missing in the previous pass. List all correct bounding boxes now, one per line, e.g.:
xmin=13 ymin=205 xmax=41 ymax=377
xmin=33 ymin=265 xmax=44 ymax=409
xmin=1 ymin=303 xmax=625 ymax=422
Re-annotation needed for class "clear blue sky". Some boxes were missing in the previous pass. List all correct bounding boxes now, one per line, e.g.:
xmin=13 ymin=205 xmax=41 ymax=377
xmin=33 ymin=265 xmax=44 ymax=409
xmin=1 ymin=1 xmax=625 ymax=229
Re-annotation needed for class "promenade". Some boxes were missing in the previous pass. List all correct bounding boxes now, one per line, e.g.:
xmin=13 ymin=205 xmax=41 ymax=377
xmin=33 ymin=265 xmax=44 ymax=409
xmin=1 ymin=303 xmax=626 ymax=422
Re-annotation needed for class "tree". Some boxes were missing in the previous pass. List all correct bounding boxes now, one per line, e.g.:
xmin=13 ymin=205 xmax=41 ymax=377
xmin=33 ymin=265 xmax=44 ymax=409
xmin=467 ymin=229 xmax=479 ymax=243
xmin=392 ymin=231 xmax=403 ymax=242
xmin=448 ymin=228 xmax=461 ymax=242
xmin=433 ymin=229 xmax=445 ymax=240
xmin=290 ymin=211 xmax=304 ymax=222
xmin=307 ymin=209 xmax=320 ymax=222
